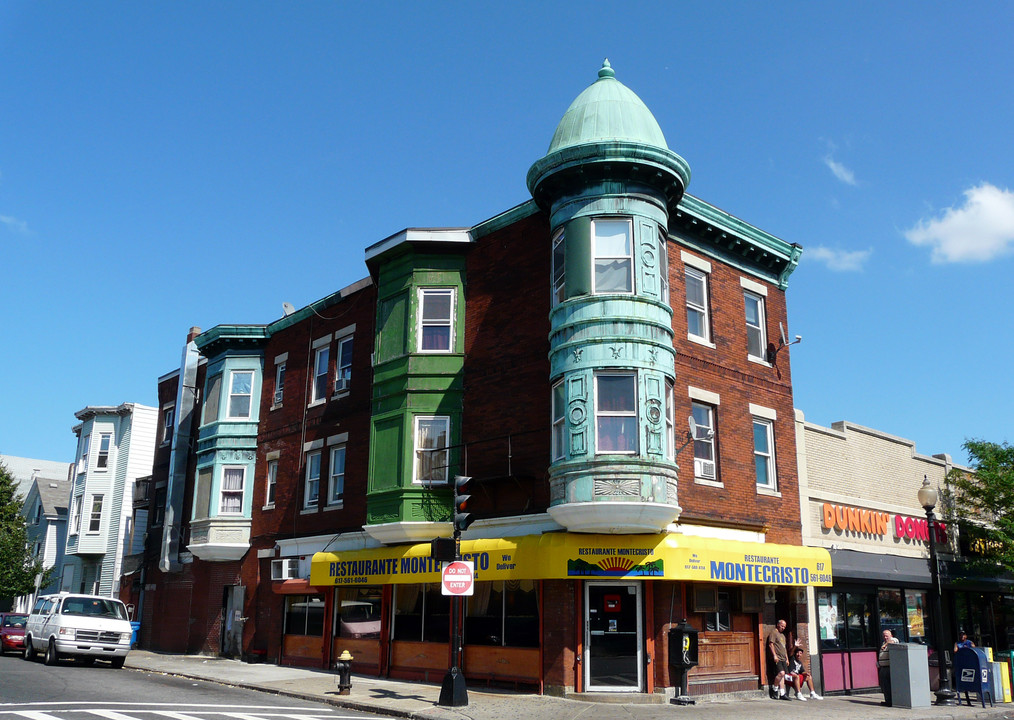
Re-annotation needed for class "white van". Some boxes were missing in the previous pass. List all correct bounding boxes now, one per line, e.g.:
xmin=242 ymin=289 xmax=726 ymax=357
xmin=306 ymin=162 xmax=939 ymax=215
xmin=23 ymin=592 xmax=133 ymax=668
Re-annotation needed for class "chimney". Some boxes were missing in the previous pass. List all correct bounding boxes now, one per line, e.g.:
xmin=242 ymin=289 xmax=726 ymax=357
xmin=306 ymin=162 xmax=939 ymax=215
xmin=187 ymin=326 xmax=202 ymax=343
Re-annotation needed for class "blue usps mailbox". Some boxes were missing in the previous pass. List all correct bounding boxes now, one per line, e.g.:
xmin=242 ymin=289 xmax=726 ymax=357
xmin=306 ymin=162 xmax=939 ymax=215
xmin=954 ymin=647 xmax=994 ymax=707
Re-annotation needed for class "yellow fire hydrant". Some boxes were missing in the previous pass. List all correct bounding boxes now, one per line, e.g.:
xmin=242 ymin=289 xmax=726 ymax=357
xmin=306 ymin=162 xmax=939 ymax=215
xmin=335 ymin=650 xmax=354 ymax=695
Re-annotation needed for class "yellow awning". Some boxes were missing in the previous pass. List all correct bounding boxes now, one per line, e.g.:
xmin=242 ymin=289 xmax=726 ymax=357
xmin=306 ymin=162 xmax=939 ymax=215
xmin=310 ymin=533 xmax=832 ymax=588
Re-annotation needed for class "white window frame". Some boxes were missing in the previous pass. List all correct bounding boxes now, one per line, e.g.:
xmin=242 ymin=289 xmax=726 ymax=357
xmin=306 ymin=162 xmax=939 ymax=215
xmin=551 ymin=380 xmax=566 ymax=461
xmin=162 ymin=404 xmax=175 ymax=444
xmin=227 ymin=370 xmax=255 ymax=419
xmin=78 ymin=434 xmax=90 ymax=474
xmin=335 ymin=336 xmax=353 ymax=394
xmin=552 ymin=228 xmax=565 ymax=307
xmin=418 ymin=288 xmax=455 ymax=353
xmin=328 ymin=445 xmax=346 ymax=505
xmin=96 ymin=433 xmax=112 ymax=470
xmin=274 ymin=362 xmax=286 ymax=407
xmin=87 ymin=495 xmax=103 ymax=534
xmin=70 ymin=495 xmax=82 ymax=535
xmin=414 ymin=415 xmax=450 ymax=485
xmin=665 ymin=380 xmax=675 ymax=461
xmin=685 ymin=267 xmax=711 ymax=344
xmin=265 ymin=459 xmax=278 ymax=508
xmin=312 ymin=344 xmax=332 ymax=405
xmin=691 ymin=401 xmax=717 ymax=481
xmin=594 ymin=372 xmax=638 ymax=454
xmin=659 ymin=228 xmax=670 ymax=305
xmin=304 ymin=451 xmax=321 ymax=509
xmin=219 ymin=466 xmax=245 ymax=516
xmin=743 ymin=283 xmax=768 ymax=362
xmin=753 ymin=417 xmax=777 ymax=490
xmin=592 ymin=217 xmax=634 ymax=295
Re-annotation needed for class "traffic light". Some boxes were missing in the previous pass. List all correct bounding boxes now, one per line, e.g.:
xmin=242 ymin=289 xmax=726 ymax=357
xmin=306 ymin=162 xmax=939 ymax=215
xmin=453 ymin=475 xmax=474 ymax=533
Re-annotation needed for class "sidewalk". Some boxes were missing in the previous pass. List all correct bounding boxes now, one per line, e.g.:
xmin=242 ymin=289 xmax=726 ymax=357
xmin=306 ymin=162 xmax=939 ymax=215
xmin=125 ymin=650 xmax=1014 ymax=720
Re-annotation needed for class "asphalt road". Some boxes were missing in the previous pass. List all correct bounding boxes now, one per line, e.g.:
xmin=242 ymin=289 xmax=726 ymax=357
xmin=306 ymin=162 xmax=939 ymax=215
xmin=0 ymin=652 xmax=386 ymax=719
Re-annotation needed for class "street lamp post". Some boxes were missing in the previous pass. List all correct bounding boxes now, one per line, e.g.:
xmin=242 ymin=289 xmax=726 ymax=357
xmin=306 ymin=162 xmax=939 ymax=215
xmin=918 ymin=475 xmax=958 ymax=706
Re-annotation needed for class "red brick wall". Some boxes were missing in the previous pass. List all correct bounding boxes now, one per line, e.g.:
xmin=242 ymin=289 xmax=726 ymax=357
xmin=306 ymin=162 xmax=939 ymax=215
xmin=462 ymin=211 xmax=553 ymax=515
xmin=542 ymin=580 xmax=578 ymax=694
xmin=669 ymin=245 xmax=802 ymax=544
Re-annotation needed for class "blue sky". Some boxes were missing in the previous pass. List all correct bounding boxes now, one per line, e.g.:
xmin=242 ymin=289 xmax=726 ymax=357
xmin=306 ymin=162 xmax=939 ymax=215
xmin=2 ymin=2 xmax=1012 ymax=470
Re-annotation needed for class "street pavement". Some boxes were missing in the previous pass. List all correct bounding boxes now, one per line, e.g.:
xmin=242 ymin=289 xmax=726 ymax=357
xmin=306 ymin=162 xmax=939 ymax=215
xmin=125 ymin=650 xmax=1014 ymax=720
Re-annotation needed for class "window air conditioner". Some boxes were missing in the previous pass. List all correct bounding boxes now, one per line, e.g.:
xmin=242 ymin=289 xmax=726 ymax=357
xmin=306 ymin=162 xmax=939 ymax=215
xmin=270 ymin=558 xmax=299 ymax=581
xmin=694 ymin=458 xmax=716 ymax=480
xmin=334 ymin=377 xmax=350 ymax=393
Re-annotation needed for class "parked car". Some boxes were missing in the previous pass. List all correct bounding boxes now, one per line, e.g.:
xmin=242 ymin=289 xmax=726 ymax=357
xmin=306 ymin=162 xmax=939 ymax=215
xmin=23 ymin=593 xmax=132 ymax=667
xmin=1 ymin=612 xmax=28 ymax=654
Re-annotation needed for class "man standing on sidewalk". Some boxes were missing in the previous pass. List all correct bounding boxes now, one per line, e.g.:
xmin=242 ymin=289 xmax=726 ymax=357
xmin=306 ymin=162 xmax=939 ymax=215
xmin=766 ymin=619 xmax=790 ymax=700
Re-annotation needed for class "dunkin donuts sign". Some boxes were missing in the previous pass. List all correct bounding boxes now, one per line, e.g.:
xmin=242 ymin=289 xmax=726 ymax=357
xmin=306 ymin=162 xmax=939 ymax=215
xmin=822 ymin=502 xmax=947 ymax=544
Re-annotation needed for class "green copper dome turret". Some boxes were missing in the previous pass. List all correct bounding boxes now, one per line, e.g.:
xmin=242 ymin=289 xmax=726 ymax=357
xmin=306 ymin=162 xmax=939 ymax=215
xmin=546 ymin=59 xmax=669 ymax=153
xmin=527 ymin=60 xmax=691 ymax=211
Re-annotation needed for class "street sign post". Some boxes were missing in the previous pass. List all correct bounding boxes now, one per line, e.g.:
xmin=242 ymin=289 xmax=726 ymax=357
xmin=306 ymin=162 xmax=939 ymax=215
xmin=441 ymin=559 xmax=474 ymax=596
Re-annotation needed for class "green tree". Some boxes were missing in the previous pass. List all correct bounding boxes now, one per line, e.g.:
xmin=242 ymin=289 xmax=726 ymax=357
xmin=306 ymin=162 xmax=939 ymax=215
xmin=0 ymin=460 xmax=52 ymax=607
xmin=945 ymin=439 xmax=1014 ymax=575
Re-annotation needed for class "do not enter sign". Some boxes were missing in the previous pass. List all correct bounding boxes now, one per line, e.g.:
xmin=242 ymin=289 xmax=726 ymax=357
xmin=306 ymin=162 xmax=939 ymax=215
xmin=441 ymin=560 xmax=474 ymax=596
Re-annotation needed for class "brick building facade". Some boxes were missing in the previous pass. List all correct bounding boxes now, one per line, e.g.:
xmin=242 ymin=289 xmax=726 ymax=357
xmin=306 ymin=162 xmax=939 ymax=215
xmin=126 ymin=62 xmax=830 ymax=699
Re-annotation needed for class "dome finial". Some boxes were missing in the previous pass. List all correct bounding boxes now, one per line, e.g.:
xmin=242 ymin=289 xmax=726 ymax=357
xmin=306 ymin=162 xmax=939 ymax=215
xmin=598 ymin=58 xmax=614 ymax=80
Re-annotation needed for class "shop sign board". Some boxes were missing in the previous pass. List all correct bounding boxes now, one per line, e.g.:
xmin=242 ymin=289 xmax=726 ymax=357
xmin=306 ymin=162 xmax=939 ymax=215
xmin=821 ymin=502 xmax=947 ymax=543
xmin=310 ymin=533 xmax=833 ymax=588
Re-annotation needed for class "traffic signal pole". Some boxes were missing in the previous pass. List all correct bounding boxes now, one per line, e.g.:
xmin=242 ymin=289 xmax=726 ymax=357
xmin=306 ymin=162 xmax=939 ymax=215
xmin=437 ymin=476 xmax=473 ymax=707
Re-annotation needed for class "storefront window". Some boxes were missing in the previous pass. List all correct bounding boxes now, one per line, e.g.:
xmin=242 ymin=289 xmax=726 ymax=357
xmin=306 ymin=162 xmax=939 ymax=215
xmin=878 ymin=588 xmax=906 ymax=642
xmin=704 ymin=591 xmax=731 ymax=632
xmin=336 ymin=586 xmax=382 ymax=639
xmin=284 ymin=594 xmax=325 ymax=637
xmin=904 ymin=589 xmax=927 ymax=645
xmin=845 ymin=591 xmax=876 ymax=649
xmin=392 ymin=584 xmax=450 ymax=643
xmin=464 ymin=580 xmax=539 ymax=648
xmin=818 ymin=591 xmax=844 ymax=649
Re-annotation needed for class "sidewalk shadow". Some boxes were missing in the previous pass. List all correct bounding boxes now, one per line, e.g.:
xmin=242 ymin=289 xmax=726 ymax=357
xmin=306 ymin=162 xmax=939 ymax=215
xmin=366 ymin=687 xmax=431 ymax=703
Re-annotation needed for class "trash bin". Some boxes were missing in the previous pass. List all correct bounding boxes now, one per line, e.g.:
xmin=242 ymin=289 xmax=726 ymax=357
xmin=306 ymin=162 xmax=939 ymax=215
xmin=888 ymin=643 xmax=931 ymax=708
xmin=130 ymin=621 xmax=141 ymax=648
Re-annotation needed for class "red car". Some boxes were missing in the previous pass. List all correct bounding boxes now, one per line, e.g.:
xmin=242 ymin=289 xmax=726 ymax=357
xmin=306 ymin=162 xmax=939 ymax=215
xmin=1 ymin=612 xmax=28 ymax=653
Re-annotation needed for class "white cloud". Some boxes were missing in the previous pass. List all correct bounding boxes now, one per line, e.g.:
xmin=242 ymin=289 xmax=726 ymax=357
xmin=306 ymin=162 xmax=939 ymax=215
xmin=0 ymin=215 xmax=29 ymax=233
xmin=807 ymin=246 xmax=871 ymax=271
xmin=824 ymin=156 xmax=857 ymax=186
xmin=905 ymin=183 xmax=1014 ymax=263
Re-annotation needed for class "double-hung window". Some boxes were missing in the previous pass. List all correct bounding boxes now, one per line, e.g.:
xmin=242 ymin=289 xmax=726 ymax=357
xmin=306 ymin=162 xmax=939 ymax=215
xmin=78 ymin=435 xmax=90 ymax=474
xmin=274 ymin=362 xmax=286 ymax=406
xmin=335 ymin=336 xmax=353 ymax=393
xmin=419 ymin=289 xmax=454 ymax=352
xmin=96 ymin=433 xmax=112 ymax=469
xmin=691 ymin=402 xmax=717 ymax=480
xmin=552 ymin=229 xmax=565 ymax=306
xmin=228 ymin=370 xmax=254 ymax=418
xmin=162 ymin=405 xmax=175 ymax=444
xmin=71 ymin=495 xmax=82 ymax=534
xmin=328 ymin=445 xmax=346 ymax=505
xmin=753 ymin=417 xmax=777 ymax=490
xmin=744 ymin=291 xmax=767 ymax=360
xmin=551 ymin=381 xmax=565 ymax=461
xmin=686 ymin=267 xmax=711 ymax=343
xmin=592 ymin=218 xmax=633 ymax=294
xmin=220 ymin=467 xmax=244 ymax=515
xmin=304 ymin=451 xmax=321 ymax=508
xmin=88 ymin=495 xmax=103 ymax=533
xmin=265 ymin=460 xmax=278 ymax=507
xmin=312 ymin=345 xmax=330 ymax=403
xmin=595 ymin=373 xmax=637 ymax=453
xmin=414 ymin=416 xmax=449 ymax=484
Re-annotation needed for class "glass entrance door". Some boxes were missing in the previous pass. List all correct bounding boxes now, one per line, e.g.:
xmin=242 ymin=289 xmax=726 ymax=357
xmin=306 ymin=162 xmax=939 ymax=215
xmin=585 ymin=582 xmax=643 ymax=691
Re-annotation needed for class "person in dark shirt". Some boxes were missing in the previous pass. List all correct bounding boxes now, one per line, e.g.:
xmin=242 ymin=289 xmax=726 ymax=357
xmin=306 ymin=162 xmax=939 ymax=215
xmin=786 ymin=646 xmax=822 ymax=700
